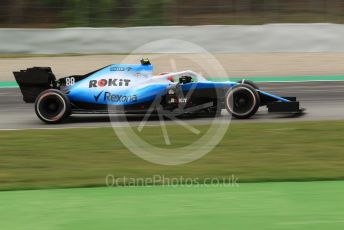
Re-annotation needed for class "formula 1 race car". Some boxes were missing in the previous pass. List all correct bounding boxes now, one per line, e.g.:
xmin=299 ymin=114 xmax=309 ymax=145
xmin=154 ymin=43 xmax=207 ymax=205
xmin=13 ymin=59 xmax=303 ymax=123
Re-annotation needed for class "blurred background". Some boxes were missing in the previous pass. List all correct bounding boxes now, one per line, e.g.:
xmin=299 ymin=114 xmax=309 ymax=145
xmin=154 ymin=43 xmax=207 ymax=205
xmin=2 ymin=0 xmax=344 ymax=28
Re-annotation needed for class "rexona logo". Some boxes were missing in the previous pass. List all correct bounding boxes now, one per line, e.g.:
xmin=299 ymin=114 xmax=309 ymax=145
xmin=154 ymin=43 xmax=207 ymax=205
xmin=89 ymin=79 xmax=131 ymax=88
xmin=94 ymin=91 xmax=137 ymax=103
xmin=104 ymin=92 xmax=137 ymax=103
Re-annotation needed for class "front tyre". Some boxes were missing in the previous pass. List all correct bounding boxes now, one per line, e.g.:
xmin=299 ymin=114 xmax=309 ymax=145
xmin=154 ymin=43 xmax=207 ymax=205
xmin=35 ymin=89 xmax=71 ymax=124
xmin=225 ymin=84 xmax=260 ymax=119
xmin=236 ymin=79 xmax=259 ymax=90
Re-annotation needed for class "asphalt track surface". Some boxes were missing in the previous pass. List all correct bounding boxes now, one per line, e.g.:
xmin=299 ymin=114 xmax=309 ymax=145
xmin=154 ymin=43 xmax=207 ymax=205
xmin=1 ymin=81 xmax=344 ymax=130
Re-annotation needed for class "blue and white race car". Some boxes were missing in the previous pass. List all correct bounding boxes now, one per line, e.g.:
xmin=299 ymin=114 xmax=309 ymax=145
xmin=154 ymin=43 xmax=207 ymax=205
xmin=14 ymin=59 xmax=303 ymax=123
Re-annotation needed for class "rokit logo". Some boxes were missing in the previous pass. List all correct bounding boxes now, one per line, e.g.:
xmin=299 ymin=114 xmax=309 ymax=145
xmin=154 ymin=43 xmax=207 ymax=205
xmin=89 ymin=79 xmax=131 ymax=88
xmin=94 ymin=91 xmax=137 ymax=103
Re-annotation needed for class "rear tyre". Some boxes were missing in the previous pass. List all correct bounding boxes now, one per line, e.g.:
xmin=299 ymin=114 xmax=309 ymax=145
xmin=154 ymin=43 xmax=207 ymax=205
xmin=225 ymin=84 xmax=260 ymax=119
xmin=35 ymin=89 xmax=71 ymax=124
xmin=236 ymin=79 xmax=259 ymax=90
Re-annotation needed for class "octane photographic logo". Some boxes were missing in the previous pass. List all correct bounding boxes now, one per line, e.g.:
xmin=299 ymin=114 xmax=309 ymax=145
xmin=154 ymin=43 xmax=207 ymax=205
xmin=108 ymin=39 xmax=231 ymax=165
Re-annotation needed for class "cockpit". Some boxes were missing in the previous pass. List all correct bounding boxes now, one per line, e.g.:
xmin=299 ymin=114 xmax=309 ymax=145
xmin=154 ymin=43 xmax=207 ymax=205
xmin=157 ymin=70 xmax=208 ymax=83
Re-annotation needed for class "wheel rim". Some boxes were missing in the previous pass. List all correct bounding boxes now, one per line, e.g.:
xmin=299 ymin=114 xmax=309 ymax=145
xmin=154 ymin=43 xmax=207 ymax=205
xmin=227 ymin=87 xmax=256 ymax=116
xmin=36 ymin=93 xmax=66 ymax=122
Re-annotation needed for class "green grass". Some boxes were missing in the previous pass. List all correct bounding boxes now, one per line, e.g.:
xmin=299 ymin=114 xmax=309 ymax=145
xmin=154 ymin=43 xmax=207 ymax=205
xmin=1 ymin=121 xmax=344 ymax=229
xmin=1 ymin=120 xmax=344 ymax=190
xmin=1 ymin=181 xmax=344 ymax=230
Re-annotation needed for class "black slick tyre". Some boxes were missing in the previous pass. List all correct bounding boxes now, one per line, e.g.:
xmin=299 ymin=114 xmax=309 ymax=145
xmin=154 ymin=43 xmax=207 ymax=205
xmin=35 ymin=89 xmax=71 ymax=124
xmin=225 ymin=84 xmax=260 ymax=119
xmin=236 ymin=79 xmax=259 ymax=90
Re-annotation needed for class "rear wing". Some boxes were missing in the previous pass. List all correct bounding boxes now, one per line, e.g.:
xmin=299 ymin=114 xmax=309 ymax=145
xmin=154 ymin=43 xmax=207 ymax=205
xmin=13 ymin=67 xmax=57 ymax=103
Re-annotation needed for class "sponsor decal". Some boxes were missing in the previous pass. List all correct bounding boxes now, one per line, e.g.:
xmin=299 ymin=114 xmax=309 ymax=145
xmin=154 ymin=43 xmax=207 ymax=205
xmin=89 ymin=78 xmax=131 ymax=88
xmin=167 ymin=96 xmax=187 ymax=104
xmin=110 ymin=67 xmax=132 ymax=71
xmin=104 ymin=92 xmax=137 ymax=103
xmin=94 ymin=91 xmax=137 ymax=103
xmin=94 ymin=90 xmax=104 ymax=102
xmin=170 ymin=98 xmax=187 ymax=103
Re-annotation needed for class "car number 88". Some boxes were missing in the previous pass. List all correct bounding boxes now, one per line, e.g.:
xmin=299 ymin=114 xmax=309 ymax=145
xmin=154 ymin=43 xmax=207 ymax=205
xmin=65 ymin=77 xmax=75 ymax=86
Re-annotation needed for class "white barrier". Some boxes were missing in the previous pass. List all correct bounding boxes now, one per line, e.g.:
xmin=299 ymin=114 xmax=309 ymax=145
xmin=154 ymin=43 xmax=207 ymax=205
xmin=1 ymin=24 xmax=344 ymax=54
